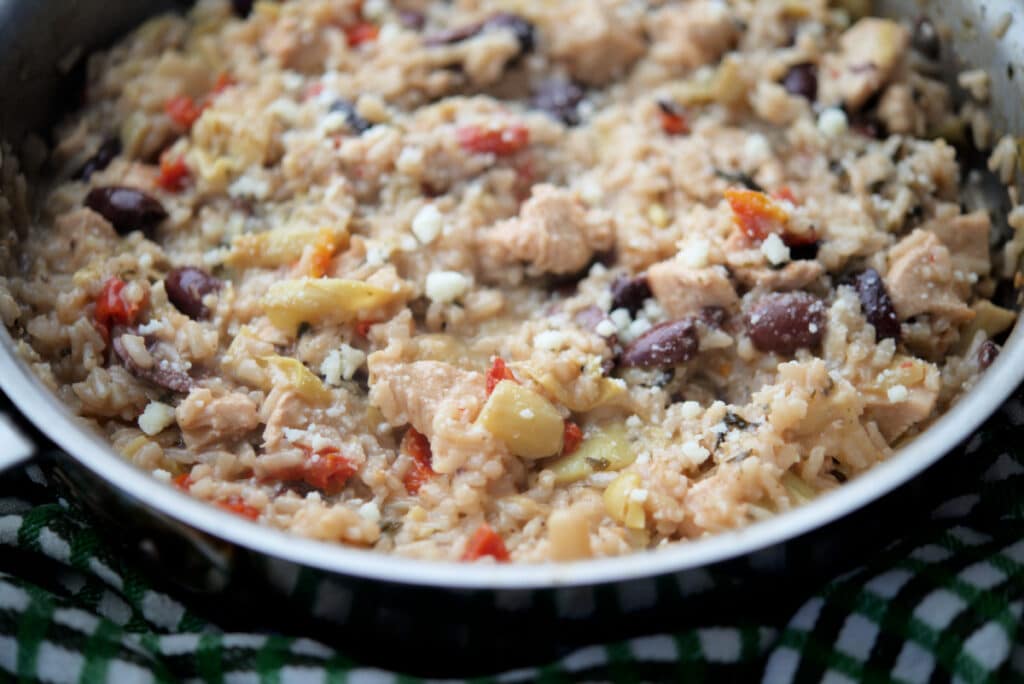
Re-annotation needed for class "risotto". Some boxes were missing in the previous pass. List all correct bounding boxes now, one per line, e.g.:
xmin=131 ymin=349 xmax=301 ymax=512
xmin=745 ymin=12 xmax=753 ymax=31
xmin=0 ymin=0 xmax=1021 ymax=562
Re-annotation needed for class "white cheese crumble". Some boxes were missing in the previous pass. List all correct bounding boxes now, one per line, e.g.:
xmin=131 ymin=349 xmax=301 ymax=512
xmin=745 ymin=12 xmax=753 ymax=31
xmin=411 ymin=204 xmax=443 ymax=244
xmin=282 ymin=427 xmax=306 ymax=443
xmin=228 ymin=174 xmax=270 ymax=200
xmin=817 ymin=108 xmax=849 ymax=139
xmin=535 ymin=330 xmax=571 ymax=350
xmin=635 ymin=451 xmax=651 ymax=466
xmin=610 ymin=308 xmax=632 ymax=330
xmin=358 ymin=501 xmax=382 ymax=523
xmin=680 ymin=401 xmax=702 ymax=419
xmin=744 ymin=134 xmax=770 ymax=164
xmin=761 ymin=233 xmax=791 ymax=265
xmin=320 ymin=344 xmax=367 ymax=386
xmin=519 ymin=408 xmax=535 ymax=420
xmin=626 ymin=415 xmax=643 ymax=429
xmin=425 ymin=271 xmax=471 ymax=303
xmin=138 ymin=402 xmax=176 ymax=436
xmin=626 ymin=318 xmax=652 ymax=340
xmin=681 ymin=440 xmax=710 ymax=461
xmin=680 ymin=239 xmax=710 ymax=269
xmin=595 ymin=319 xmax=618 ymax=338
xmin=887 ymin=384 xmax=909 ymax=402
xmin=152 ymin=469 xmax=172 ymax=482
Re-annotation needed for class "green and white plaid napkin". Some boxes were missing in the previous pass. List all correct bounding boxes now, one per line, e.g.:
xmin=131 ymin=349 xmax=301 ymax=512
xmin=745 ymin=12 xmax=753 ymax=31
xmin=1 ymin=394 xmax=1022 ymax=683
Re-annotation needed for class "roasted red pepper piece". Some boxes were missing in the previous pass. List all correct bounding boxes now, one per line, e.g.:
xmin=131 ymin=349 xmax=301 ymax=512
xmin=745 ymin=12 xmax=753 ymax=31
xmin=485 ymin=357 xmax=516 ymax=396
xmin=345 ymin=22 xmax=380 ymax=46
xmin=304 ymin=448 xmax=358 ymax=495
xmin=165 ymin=95 xmax=206 ymax=129
xmin=217 ymin=496 xmax=260 ymax=520
xmin=94 ymin=276 xmax=146 ymax=340
xmin=172 ymin=473 xmax=193 ymax=491
xmin=157 ymin=154 xmax=190 ymax=192
xmin=562 ymin=421 xmax=584 ymax=456
xmin=401 ymin=427 xmax=434 ymax=494
xmin=456 ymin=124 xmax=530 ymax=156
xmin=462 ymin=523 xmax=510 ymax=562
xmin=724 ymin=188 xmax=789 ymax=242
xmin=657 ymin=100 xmax=689 ymax=135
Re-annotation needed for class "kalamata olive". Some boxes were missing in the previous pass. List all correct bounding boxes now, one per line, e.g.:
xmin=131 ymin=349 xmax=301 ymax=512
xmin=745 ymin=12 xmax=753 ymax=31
xmin=74 ymin=137 xmax=121 ymax=181
xmin=166 ymin=266 xmax=222 ymax=320
xmin=530 ymin=78 xmax=585 ymax=126
xmin=782 ymin=63 xmax=818 ymax=101
xmin=85 ymin=187 xmax=168 ymax=236
xmin=620 ymin=319 xmax=699 ymax=368
xmin=483 ymin=12 xmax=535 ymax=53
xmin=746 ymin=291 xmax=826 ymax=355
xmin=398 ymin=10 xmax=426 ymax=30
xmin=112 ymin=334 xmax=193 ymax=393
xmin=610 ymin=274 xmax=652 ymax=316
xmin=978 ymin=340 xmax=999 ymax=369
xmin=231 ymin=0 xmax=253 ymax=17
xmin=912 ymin=17 xmax=940 ymax=60
xmin=853 ymin=269 xmax=900 ymax=342
xmin=575 ymin=305 xmax=609 ymax=332
xmin=329 ymin=99 xmax=371 ymax=135
xmin=424 ymin=12 xmax=534 ymax=53
xmin=789 ymin=242 xmax=820 ymax=261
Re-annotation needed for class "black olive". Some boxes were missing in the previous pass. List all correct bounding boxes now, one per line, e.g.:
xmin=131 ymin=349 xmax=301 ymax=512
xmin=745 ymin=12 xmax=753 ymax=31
xmin=782 ymin=63 xmax=818 ymax=101
xmin=620 ymin=320 xmax=699 ymax=368
xmin=853 ymin=269 xmax=900 ymax=342
xmin=231 ymin=0 xmax=254 ymax=18
xmin=329 ymin=99 xmax=372 ymax=135
xmin=530 ymin=78 xmax=585 ymax=126
xmin=746 ymin=292 xmax=827 ymax=355
xmin=610 ymin=275 xmax=652 ymax=316
xmin=166 ymin=267 xmax=222 ymax=320
xmin=74 ymin=137 xmax=121 ymax=181
xmin=85 ymin=187 xmax=168 ymax=236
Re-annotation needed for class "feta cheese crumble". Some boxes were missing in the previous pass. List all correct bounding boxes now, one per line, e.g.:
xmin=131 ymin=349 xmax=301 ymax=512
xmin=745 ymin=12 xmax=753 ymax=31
xmin=411 ymin=204 xmax=443 ymax=244
xmin=425 ymin=271 xmax=471 ymax=303
xmin=138 ymin=401 xmax=176 ymax=436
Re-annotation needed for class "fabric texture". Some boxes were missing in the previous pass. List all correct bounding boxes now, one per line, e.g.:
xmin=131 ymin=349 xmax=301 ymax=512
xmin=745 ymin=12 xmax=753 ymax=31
xmin=0 ymin=394 xmax=1022 ymax=683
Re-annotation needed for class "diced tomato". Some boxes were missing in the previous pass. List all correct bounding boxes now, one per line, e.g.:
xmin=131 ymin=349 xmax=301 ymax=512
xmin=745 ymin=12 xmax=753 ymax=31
xmin=94 ymin=277 xmax=146 ymax=339
xmin=462 ymin=523 xmax=510 ymax=562
xmin=157 ymin=154 xmax=190 ymax=192
xmin=657 ymin=100 xmax=689 ymax=135
xmin=345 ymin=22 xmax=380 ymax=47
xmin=485 ymin=357 xmax=516 ymax=396
xmin=562 ymin=421 xmax=583 ymax=456
xmin=456 ymin=124 xmax=530 ymax=156
xmin=172 ymin=473 xmax=193 ymax=491
xmin=401 ymin=427 xmax=434 ymax=494
xmin=165 ymin=95 xmax=206 ymax=129
xmin=212 ymin=72 xmax=236 ymax=94
xmin=724 ymin=188 xmax=789 ymax=242
xmin=217 ymin=496 xmax=260 ymax=520
xmin=304 ymin=448 xmax=358 ymax=495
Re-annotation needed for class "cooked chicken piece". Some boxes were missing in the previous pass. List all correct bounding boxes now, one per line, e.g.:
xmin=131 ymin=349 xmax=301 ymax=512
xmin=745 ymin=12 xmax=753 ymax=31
xmin=884 ymin=230 xmax=974 ymax=323
xmin=176 ymin=388 xmax=260 ymax=450
xmin=647 ymin=261 xmax=738 ymax=318
xmin=876 ymin=84 xmax=925 ymax=136
xmin=733 ymin=261 xmax=825 ymax=293
xmin=479 ymin=184 xmax=614 ymax=277
xmin=924 ymin=210 xmax=991 ymax=278
xmin=864 ymin=386 xmax=939 ymax=441
xmin=648 ymin=1 xmax=739 ymax=72
xmin=367 ymin=356 xmax=504 ymax=473
xmin=546 ymin=0 xmax=646 ymax=85
xmin=54 ymin=208 xmax=119 ymax=271
xmin=819 ymin=18 xmax=909 ymax=110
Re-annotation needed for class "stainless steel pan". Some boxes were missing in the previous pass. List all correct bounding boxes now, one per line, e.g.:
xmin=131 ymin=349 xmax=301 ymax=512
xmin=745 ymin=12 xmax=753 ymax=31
xmin=1 ymin=0 xmax=1023 ymax=675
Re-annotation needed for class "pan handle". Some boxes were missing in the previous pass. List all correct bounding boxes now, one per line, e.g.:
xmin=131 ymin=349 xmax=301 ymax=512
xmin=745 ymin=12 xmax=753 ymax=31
xmin=0 ymin=411 xmax=35 ymax=472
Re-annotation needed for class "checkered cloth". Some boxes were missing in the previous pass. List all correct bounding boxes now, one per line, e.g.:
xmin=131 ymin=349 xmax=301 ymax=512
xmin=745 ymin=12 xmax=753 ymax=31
xmin=1 ymin=396 xmax=1022 ymax=683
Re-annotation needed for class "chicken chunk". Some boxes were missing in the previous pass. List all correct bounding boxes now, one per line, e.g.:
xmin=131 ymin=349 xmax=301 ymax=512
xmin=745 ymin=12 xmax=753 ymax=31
xmin=648 ymin=1 xmax=739 ymax=72
xmin=733 ymin=261 xmax=825 ymax=293
xmin=367 ymin=356 xmax=504 ymax=473
xmin=176 ymin=388 xmax=260 ymax=450
xmin=819 ymin=18 xmax=909 ymax=110
xmin=479 ymin=184 xmax=614 ymax=277
xmin=924 ymin=210 xmax=991 ymax=279
xmin=884 ymin=230 xmax=974 ymax=323
xmin=865 ymin=386 xmax=939 ymax=441
xmin=546 ymin=0 xmax=646 ymax=85
xmin=647 ymin=261 xmax=738 ymax=319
